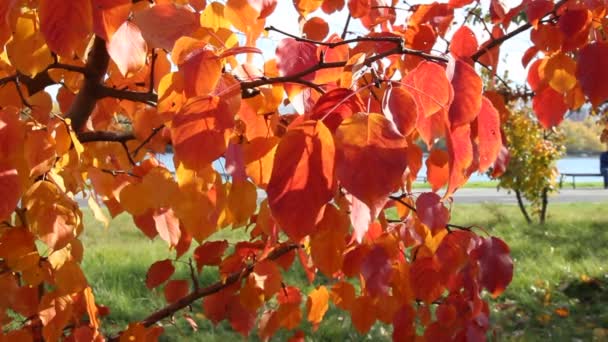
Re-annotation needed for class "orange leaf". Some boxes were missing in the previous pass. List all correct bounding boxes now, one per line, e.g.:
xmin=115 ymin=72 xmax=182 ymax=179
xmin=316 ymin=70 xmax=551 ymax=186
xmin=410 ymin=257 xmax=445 ymax=303
xmin=146 ymin=259 xmax=175 ymax=289
xmin=164 ymin=280 xmax=190 ymax=303
xmin=576 ymin=42 xmax=608 ymax=106
xmin=54 ymin=260 xmax=88 ymax=295
xmin=477 ymin=97 xmax=502 ymax=173
xmin=329 ymin=281 xmax=354 ymax=312
xmin=267 ymin=120 xmax=336 ymax=241
xmin=403 ymin=61 xmax=452 ymax=118
xmin=39 ymin=0 xmax=92 ymax=57
xmin=450 ymin=25 xmax=478 ymax=58
xmin=306 ymin=286 xmax=329 ymax=326
xmin=106 ymin=21 xmax=148 ymax=77
xmin=179 ymin=44 xmax=222 ymax=97
xmin=133 ymin=3 xmax=199 ymax=50
xmin=0 ymin=163 xmax=21 ymax=221
xmin=426 ymin=148 xmax=449 ymax=192
xmin=303 ymin=17 xmax=329 ymax=41
xmin=92 ymin=0 xmax=132 ymax=41
xmin=335 ymin=113 xmax=407 ymax=216
xmin=309 ymin=205 xmax=349 ymax=276
xmin=350 ymin=296 xmax=377 ymax=334
xmin=6 ymin=11 xmax=54 ymax=77
xmin=171 ymin=96 xmax=233 ymax=171
xmin=543 ymin=52 xmax=577 ymax=93
xmin=448 ymin=58 xmax=482 ymax=127
xmin=382 ymin=86 xmax=418 ymax=136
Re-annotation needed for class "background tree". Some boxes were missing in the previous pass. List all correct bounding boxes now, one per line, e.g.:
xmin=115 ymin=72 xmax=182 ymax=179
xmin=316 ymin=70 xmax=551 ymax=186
xmin=491 ymin=108 xmax=566 ymax=224
xmin=0 ymin=0 xmax=605 ymax=341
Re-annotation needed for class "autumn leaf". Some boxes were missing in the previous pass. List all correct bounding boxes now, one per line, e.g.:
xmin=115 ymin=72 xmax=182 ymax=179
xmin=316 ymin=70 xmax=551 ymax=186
xmin=106 ymin=21 xmax=147 ymax=77
xmin=306 ymin=286 xmax=329 ymax=327
xmin=146 ymin=259 xmax=175 ymax=289
xmin=471 ymin=236 xmax=513 ymax=298
xmin=335 ymin=113 xmax=408 ymax=217
xmin=267 ymin=120 xmax=336 ymax=241
xmin=416 ymin=192 xmax=449 ymax=235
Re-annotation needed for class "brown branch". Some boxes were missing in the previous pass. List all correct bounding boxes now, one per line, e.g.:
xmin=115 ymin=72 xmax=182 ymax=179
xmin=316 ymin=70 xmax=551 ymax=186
xmin=267 ymin=25 xmax=403 ymax=48
xmin=77 ymin=131 xmax=135 ymax=143
xmin=66 ymin=36 xmax=110 ymax=132
xmin=341 ymin=14 xmax=352 ymax=39
xmin=109 ymin=243 xmax=300 ymax=341
xmin=96 ymin=85 xmax=158 ymax=106
xmin=471 ymin=0 xmax=568 ymax=61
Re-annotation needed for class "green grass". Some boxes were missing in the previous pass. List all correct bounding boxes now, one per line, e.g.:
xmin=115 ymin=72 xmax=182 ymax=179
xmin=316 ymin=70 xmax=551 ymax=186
xmin=80 ymin=202 xmax=608 ymax=340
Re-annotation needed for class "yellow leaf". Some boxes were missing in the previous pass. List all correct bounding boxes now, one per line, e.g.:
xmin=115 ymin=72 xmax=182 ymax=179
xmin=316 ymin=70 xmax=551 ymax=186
xmin=6 ymin=11 xmax=53 ymax=76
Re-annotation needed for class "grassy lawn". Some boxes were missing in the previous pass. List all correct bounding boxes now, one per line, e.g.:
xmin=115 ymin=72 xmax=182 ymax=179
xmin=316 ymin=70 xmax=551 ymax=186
xmin=80 ymin=202 xmax=608 ymax=340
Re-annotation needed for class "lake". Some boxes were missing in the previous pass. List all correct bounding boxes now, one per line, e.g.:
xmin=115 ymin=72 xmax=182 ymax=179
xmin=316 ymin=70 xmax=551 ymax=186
xmin=156 ymin=154 xmax=604 ymax=183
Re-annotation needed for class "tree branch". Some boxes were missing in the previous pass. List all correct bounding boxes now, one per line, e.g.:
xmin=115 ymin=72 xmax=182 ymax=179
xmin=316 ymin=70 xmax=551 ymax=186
xmin=96 ymin=85 xmax=158 ymax=106
xmin=240 ymin=45 xmax=447 ymax=91
xmin=471 ymin=0 xmax=568 ymax=61
xmin=109 ymin=243 xmax=300 ymax=341
xmin=77 ymin=131 xmax=135 ymax=143
xmin=66 ymin=36 xmax=110 ymax=132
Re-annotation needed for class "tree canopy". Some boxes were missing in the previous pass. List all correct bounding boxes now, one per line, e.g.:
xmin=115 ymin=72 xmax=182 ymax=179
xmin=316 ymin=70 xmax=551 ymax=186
xmin=0 ymin=0 xmax=606 ymax=340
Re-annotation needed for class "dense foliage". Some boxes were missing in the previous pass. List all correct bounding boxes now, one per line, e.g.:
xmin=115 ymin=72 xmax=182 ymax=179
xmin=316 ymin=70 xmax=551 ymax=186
xmin=494 ymin=108 xmax=566 ymax=223
xmin=0 ymin=0 xmax=606 ymax=340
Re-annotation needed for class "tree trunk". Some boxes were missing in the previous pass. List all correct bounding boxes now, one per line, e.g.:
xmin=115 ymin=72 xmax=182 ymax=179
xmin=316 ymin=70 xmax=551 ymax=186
xmin=540 ymin=187 xmax=549 ymax=225
xmin=515 ymin=190 xmax=532 ymax=224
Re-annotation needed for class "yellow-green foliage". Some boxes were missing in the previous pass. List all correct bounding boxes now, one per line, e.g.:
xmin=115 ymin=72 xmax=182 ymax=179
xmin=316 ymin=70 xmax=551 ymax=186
xmin=496 ymin=109 xmax=566 ymax=216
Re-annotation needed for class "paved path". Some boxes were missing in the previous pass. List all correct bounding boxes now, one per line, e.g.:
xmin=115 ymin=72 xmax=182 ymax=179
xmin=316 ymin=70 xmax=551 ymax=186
xmin=441 ymin=188 xmax=608 ymax=204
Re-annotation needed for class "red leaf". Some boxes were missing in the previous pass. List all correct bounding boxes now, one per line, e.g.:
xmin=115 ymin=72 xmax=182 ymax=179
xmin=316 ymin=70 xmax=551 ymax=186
xmin=448 ymin=58 xmax=483 ymax=127
xmin=106 ymin=21 xmax=147 ymax=77
xmin=576 ymin=42 xmax=608 ymax=106
xmin=403 ymin=61 xmax=453 ymax=118
xmin=361 ymin=246 xmax=392 ymax=297
xmin=309 ymin=88 xmax=365 ymax=132
xmin=477 ymin=97 xmax=502 ymax=173
xmin=525 ymin=0 xmax=553 ymax=28
xmin=336 ymin=113 xmax=408 ymax=216
xmin=533 ymin=87 xmax=568 ymax=129
xmin=393 ymin=305 xmax=415 ymax=341
xmin=164 ymin=280 xmax=190 ymax=303
xmin=471 ymin=237 xmax=513 ymax=298
xmin=382 ymin=86 xmax=419 ymax=136
xmin=146 ymin=259 xmax=175 ymax=289
xmin=450 ymin=26 xmax=478 ymax=58
xmin=276 ymin=38 xmax=319 ymax=81
xmin=133 ymin=3 xmax=199 ymax=50
xmin=92 ymin=0 xmax=131 ymax=41
xmin=193 ymin=240 xmax=229 ymax=271
xmin=153 ymin=208 xmax=181 ymax=247
xmin=416 ymin=192 xmax=449 ymax=235
xmin=445 ymin=124 xmax=473 ymax=197
xmin=416 ymin=108 xmax=447 ymax=148
xmin=267 ymin=121 xmax=336 ymax=241
xmin=410 ymin=257 xmax=445 ymax=303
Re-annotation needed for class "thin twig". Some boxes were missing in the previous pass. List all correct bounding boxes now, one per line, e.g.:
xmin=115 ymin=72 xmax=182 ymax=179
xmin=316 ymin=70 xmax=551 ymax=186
xmin=131 ymin=124 xmax=165 ymax=157
xmin=341 ymin=14 xmax=352 ymax=39
xmin=108 ymin=243 xmax=301 ymax=341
